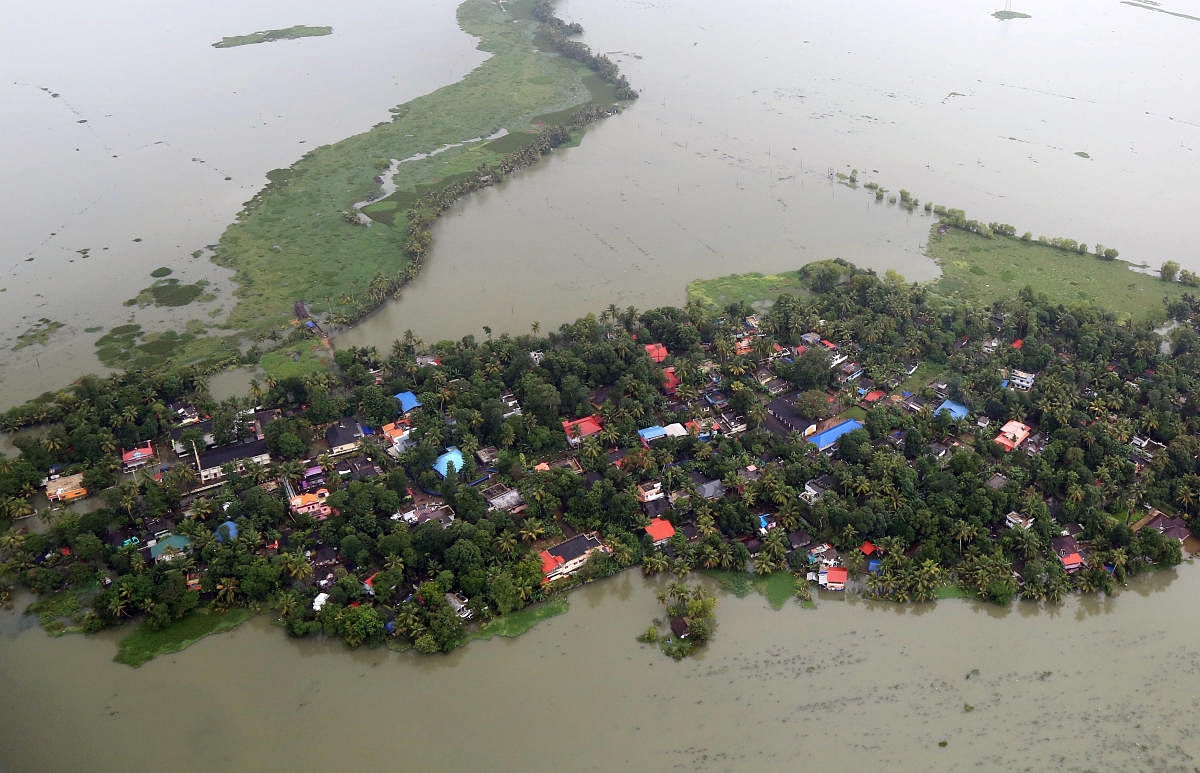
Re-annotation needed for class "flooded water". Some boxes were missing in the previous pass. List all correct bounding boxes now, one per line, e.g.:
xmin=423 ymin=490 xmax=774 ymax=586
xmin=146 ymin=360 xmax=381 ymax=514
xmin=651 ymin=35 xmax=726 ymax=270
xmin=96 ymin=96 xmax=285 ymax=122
xmin=2 ymin=568 xmax=1199 ymax=770
xmin=0 ymin=0 xmax=486 ymax=409
xmin=343 ymin=0 xmax=1200 ymax=347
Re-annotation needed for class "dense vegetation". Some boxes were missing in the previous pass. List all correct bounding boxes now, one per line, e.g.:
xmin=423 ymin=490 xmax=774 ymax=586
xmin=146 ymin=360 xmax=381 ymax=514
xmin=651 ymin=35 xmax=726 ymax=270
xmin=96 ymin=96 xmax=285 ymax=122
xmin=3 ymin=264 xmax=1200 ymax=654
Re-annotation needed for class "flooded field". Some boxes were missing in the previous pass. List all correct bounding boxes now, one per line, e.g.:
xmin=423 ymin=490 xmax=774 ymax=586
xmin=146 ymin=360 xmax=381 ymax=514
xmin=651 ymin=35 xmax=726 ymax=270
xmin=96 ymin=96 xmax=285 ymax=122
xmin=2 ymin=568 xmax=1198 ymax=771
xmin=0 ymin=0 xmax=485 ymax=409
xmin=344 ymin=0 xmax=1200 ymax=346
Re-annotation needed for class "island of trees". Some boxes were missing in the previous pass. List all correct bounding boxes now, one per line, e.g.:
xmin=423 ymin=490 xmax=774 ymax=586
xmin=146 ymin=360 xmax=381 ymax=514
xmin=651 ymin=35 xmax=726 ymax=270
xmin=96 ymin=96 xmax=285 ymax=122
xmin=3 ymin=263 xmax=1200 ymax=658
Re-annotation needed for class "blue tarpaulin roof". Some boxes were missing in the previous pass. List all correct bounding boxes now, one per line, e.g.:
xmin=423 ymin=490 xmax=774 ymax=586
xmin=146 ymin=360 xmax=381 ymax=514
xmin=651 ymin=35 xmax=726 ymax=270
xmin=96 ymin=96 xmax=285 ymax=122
xmin=807 ymin=419 xmax=863 ymax=451
xmin=935 ymin=399 xmax=969 ymax=420
xmin=394 ymin=391 xmax=422 ymax=413
xmin=214 ymin=521 xmax=239 ymax=543
xmin=433 ymin=447 xmax=464 ymax=478
xmin=638 ymin=425 xmax=666 ymax=443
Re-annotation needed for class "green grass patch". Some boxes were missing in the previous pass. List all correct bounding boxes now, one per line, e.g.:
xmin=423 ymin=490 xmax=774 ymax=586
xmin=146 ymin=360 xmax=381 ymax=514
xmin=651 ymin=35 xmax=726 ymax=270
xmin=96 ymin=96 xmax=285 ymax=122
xmin=842 ymin=406 xmax=868 ymax=421
xmin=935 ymin=583 xmax=971 ymax=599
xmin=212 ymin=25 xmax=332 ymax=48
xmin=927 ymin=227 xmax=1185 ymax=323
xmin=259 ymin=342 xmax=328 ymax=381
xmin=466 ymin=596 xmax=569 ymax=641
xmin=212 ymin=0 xmax=621 ymax=337
xmin=899 ymin=361 xmax=944 ymax=394
xmin=702 ymin=569 xmax=795 ymax=610
xmin=114 ymin=608 xmax=254 ymax=667
xmin=687 ymin=271 xmax=811 ymax=310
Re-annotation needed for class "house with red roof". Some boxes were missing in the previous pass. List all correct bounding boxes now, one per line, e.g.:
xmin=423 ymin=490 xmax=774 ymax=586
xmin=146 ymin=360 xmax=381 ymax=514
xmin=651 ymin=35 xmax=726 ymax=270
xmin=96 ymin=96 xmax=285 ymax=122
xmin=645 ymin=343 xmax=669 ymax=363
xmin=645 ymin=517 xmax=676 ymax=546
xmin=121 ymin=441 xmax=156 ymax=472
xmin=662 ymin=367 xmax=681 ymax=395
xmin=994 ymin=420 xmax=1032 ymax=452
xmin=820 ymin=566 xmax=848 ymax=591
xmin=562 ymin=415 xmax=603 ymax=447
xmin=860 ymin=540 xmax=878 ymax=556
xmin=538 ymin=532 xmax=609 ymax=581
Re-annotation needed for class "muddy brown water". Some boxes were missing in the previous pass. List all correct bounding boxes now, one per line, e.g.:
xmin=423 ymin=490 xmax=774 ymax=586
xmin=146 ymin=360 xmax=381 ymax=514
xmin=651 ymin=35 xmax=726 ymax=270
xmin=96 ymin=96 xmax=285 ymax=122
xmin=2 ymin=568 xmax=1198 ymax=771
xmin=342 ymin=0 xmax=1200 ymax=348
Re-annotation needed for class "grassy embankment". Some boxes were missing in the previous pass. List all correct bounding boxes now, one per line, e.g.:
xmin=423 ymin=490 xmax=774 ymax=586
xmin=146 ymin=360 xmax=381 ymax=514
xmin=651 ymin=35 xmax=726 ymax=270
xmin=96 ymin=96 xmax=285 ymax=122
xmin=925 ymin=227 xmax=1187 ymax=323
xmin=466 ymin=596 xmax=568 ymax=642
xmin=212 ymin=25 xmax=333 ymax=49
xmin=114 ymin=608 xmax=254 ymax=667
xmin=197 ymin=0 xmax=617 ymax=369
xmin=687 ymin=228 xmax=1186 ymax=324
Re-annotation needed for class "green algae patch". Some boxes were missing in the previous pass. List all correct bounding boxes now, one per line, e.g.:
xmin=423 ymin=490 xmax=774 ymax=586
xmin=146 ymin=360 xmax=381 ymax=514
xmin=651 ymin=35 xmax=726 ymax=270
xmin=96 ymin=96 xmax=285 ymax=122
xmin=115 ymin=608 xmax=254 ymax=667
xmin=702 ymin=570 xmax=795 ymax=610
xmin=27 ymin=584 xmax=98 ymax=636
xmin=1074 ymin=151 xmax=1091 ymax=158
xmin=13 ymin=318 xmax=64 ymax=351
xmin=688 ymin=271 xmax=810 ymax=310
xmin=150 ymin=266 xmax=173 ymax=278
xmin=927 ymin=227 xmax=1186 ymax=323
xmin=466 ymin=597 xmax=568 ymax=642
xmin=133 ymin=278 xmax=212 ymax=308
xmin=993 ymin=10 xmax=1032 ymax=20
xmin=212 ymin=25 xmax=332 ymax=48
xmin=935 ymin=584 xmax=971 ymax=600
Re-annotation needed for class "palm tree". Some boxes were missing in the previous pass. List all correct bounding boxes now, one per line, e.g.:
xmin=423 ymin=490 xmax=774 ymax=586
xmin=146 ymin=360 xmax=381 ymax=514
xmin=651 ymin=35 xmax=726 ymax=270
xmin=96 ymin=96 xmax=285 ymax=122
xmin=495 ymin=533 xmax=520 ymax=560
xmin=641 ymin=552 xmax=668 ymax=576
xmin=190 ymin=498 xmax=216 ymax=523
xmin=518 ymin=518 xmax=546 ymax=543
xmin=530 ymin=321 xmax=541 ymax=336
xmin=216 ymin=576 xmax=239 ymax=607
xmin=281 ymin=552 xmax=311 ymax=581
xmin=950 ymin=520 xmax=980 ymax=553
xmin=275 ymin=460 xmax=305 ymax=487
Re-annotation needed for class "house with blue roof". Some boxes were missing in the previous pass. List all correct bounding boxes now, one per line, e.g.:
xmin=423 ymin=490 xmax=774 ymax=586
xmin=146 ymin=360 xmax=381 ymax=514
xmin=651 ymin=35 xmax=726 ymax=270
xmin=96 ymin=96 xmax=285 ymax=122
xmin=934 ymin=399 xmax=969 ymax=420
xmin=807 ymin=419 xmax=863 ymax=451
xmin=434 ymin=447 xmax=465 ymax=478
xmin=394 ymin=391 xmax=422 ymax=414
xmin=638 ymin=425 xmax=667 ymax=445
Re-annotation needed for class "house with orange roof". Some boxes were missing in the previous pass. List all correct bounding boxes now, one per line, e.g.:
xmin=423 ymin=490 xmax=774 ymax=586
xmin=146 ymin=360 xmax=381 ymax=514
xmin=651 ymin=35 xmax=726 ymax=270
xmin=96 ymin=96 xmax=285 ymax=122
xmin=645 ymin=343 xmax=669 ymax=363
xmin=820 ymin=566 xmax=848 ymax=591
xmin=645 ymin=517 xmax=676 ymax=546
xmin=380 ymin=420 xmax=414 ymax=456
xmin=562 ymin=415 xmax=603 ymax=447
xmin=662 ymin=367 xmax=681 ymax=395
xmin=45 ymin=472 xmax=87 ymax=503
xmin=290 ymin=488 xmax=332 ymax=520
xmin=994 ymin=420 xmax=1032 ymax=452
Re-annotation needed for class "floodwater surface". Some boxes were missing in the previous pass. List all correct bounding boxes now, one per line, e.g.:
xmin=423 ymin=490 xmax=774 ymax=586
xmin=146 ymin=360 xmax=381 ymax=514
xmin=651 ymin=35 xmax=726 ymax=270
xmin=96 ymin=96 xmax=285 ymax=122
xmin=0 ymin=0 xmax=486 ymax=409
xmin=1 ymin=569 xmax=1198 ymax=770
xmin=343 ymin=0 xmax=1200 ymax=347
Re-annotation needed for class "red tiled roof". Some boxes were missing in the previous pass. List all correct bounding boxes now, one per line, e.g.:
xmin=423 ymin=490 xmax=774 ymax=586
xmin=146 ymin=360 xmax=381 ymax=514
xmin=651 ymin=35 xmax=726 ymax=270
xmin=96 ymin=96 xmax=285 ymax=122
xmin=864 ymin=390 xmax=886 ymax=402
xmin=562 ymin=416 xmax=603 ymax=439
xmin=663 ymin=367 xmax=681 ymax=394
xmin=1060 ymin=552 xmax=1082 ymax=567
xmin=645 ymin=343 xmax=669 ymax=363
xmin=826 ymin=567 xmax=849 ymax=583
xmin=1011 ymin=339 xmax=1024 ymax=349
xmin=121 ymin=442 xmax=154 ymax=463
xmin=860 ymin=540 xmax=877 ymax=555
xmin=646 ymin=518 xmax=676 ymax=542
xmin=539 ymin=549 xmax=564 ymax=575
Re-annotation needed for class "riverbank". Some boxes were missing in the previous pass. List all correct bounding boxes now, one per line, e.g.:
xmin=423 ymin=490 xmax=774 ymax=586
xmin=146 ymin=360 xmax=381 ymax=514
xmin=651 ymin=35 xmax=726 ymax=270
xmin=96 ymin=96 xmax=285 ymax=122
xmin=113 ymin=607 xmax=254 ymax=667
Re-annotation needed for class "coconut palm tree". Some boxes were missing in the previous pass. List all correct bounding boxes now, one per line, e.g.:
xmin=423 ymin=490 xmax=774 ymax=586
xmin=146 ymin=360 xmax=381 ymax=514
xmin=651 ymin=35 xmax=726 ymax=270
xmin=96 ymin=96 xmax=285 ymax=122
xmin=518 ymin=518 xmax=545 ymax=543
xmin=216 ymin=576 xmax=239 ymax=607
xmin=641 ymin=552 xmax=668 ymax=576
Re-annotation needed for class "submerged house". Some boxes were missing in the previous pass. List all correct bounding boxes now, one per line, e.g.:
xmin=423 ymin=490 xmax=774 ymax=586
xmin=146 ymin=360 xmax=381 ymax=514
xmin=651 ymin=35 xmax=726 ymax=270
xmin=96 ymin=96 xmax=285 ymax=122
xmin=539 ymin=532 xmax=610 ymax=582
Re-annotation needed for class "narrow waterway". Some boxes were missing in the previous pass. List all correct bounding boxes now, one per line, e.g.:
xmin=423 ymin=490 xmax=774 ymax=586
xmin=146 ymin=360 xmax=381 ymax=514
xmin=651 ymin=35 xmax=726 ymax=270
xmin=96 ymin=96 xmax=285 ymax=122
xmin=2 ymin=568 xmax=1197 ymax=770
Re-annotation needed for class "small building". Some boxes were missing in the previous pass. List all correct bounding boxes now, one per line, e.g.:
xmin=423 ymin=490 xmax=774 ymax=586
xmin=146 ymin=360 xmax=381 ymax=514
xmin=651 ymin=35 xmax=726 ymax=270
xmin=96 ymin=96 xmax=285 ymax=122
xmin=482 ymin=483 xmax=524 ymax=513
xmin=290 ymin=489 xmax=332 ymax=520
xmin=394 ymin=503 xmax=456 ymax=529
xmin=539 ymin=532 xmax=610 ymax=581
xmin=802 ymin=475 xmax=835 ymax=504
xmin=808 ymin=419 xmax=863 ymax=452
xmin=1010 ymin=369 xmax=1036 ymax=391
xmin=498 ymin=391 xmax=522 ymax=419
xmin=192 ymin=438 xmax=272 ymax=485
xmin=638 ymin=425 xmax=668 ymax=445
xmin=121 ymin=441 xmax=156 ymax=472
xmin=1005 ymin=511 xmax=1034 ymax=530
xmin=394 ymin=391 xmax=422 ymax=414
xmin=646 ymin=517 xmax=676 ymax=546
xmin=446 ymin=593 xmax=473 ymax=620
xmin=45 ymin=472 xmax=87 ymax=502
xmin=325 ymin=419 xmax=364 ymax=456
xmin=662 ymin=367 xmax=681 ymax=395
xmin=562 ymin=416 xmax=603 ymax=447
xmin=819 ymin=566 xmax=848 ymax=591
xmin=433 ymin=447 xmax=465 ymax=479
xmin=381 ymin=421 xmax=414 ymax=456
xmin=149 ymin=534 xmax=191 ymax=564
xmin=645 ymin=343 xmax=669 ymax=363
xmin=994 ymin=420 xmax=1032 ymax=453
xmin=476 ymin=446 xmax=500 ymax=465
xmin=986 ymin=473 xmax=1009 ymax=490
xmin=934 ymin=400 xmax=969 ymax=421
xmin=637 ymin=481 xmax=665 ymax=502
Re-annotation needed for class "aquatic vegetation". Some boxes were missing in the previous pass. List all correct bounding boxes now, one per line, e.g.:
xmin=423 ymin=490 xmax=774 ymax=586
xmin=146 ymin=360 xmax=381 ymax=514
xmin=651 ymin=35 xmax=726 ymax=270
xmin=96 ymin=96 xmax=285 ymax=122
xmin=211 ymin=25 xmax=332 ymax=49
xmin=150 ymin=266 xmax=173 ymax=278
xmin=12 ymin=318 xmax=64 ymax=351
xmin=114 ymin=608 xmax=255 ymax=667
xmin=992 ymin=10 xmax=1032 ymax=20
xmin=466 ymin=597 xmax=568 ymax=641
